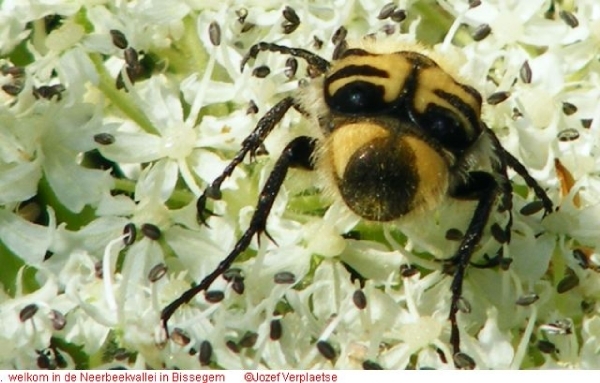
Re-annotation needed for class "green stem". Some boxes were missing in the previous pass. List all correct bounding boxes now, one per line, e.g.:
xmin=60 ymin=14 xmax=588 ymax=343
xmin=0 ymin=241 xmax=40 ymax=296
xmin=112 ymin=178 xmax=136 ymax=196
xmin=153 ymin=16 xmax=209 ymax=76
xmin=413 ymin=1 xmax=454 ymax=44
xmin=177 ymin=16 xmax=210 ymax=75
xmin=38 ymin=176 xmax=96 ymax=230
xmin=90 ymin=54 xmax=159 ymax=135
xmin=167 ymin=186 xmax=196 ymax=208
xmin=414 ymin=1 xmax=474 ymax=46
xmin=112 ymin=177 xmax=194 ymax=209
xmin=563 ymin=0 xmax=575 ymax=11
xmin=31 ymin=19 xmax=48 ymax=55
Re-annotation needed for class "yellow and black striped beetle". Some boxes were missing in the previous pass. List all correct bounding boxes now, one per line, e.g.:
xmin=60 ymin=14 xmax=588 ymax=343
xmin=162 ymin=37 xmax=554 ymax=368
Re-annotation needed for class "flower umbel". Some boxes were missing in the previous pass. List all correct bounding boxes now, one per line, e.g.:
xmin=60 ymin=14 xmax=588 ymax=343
xmin=0 ymin=0 xmax=599 ymax=370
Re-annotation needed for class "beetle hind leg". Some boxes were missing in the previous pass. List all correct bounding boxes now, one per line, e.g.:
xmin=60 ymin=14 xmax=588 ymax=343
xmin=447 ymin=171 xmax=500 ymax=367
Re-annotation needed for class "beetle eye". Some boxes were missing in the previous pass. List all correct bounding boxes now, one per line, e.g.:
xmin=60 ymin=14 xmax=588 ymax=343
xmin=417 ymin=107 xmax=470 ymax=151
xmin=327 ymin=81 xmax=387 ymax=114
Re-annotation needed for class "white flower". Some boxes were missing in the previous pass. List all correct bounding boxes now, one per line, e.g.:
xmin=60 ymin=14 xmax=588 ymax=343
xmin=0 ymin=271 xmax=75 ymax=369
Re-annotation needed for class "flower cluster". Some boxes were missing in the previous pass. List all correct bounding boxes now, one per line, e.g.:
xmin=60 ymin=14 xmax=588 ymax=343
xmin=0 ymin=0 xmax=599 ymax=370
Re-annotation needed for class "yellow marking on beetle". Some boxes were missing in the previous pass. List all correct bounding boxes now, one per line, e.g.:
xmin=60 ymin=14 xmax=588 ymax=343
xmin=403 ymin=135 xmax=449 ymax=211
xmin=329 ymin=122 xmax=389 ymax=178
xmin=327 ymin=54 xmax=412 ymax=103
xmin=413 ymin=66 xmax=481 ymax=138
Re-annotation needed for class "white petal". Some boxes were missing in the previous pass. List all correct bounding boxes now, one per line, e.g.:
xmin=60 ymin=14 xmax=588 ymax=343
xmin=478 ymin=309 xmax=514 ymax=368
xmin=164 ymin=225 xmax=234 ymax=281
xmin=56 ymin=46 xmax=99 ymax=105
xmin=99 ymin=131 xmax=163 ymax=163
xmin=189 ymin=149 xmax=245 ymax=188
xmin=42 ymin=145 xmax=112 ymax=212
xmin=134 ymin=158 xmax=178 ymax=202
xmin=511 ymin=232 xmax=555 ymax=283
xmin=0 ymin=208 xmax=54 ymax=265
xmin=136 ymin=75 xmax=184 ymax=134
xmin=0 ymin=157 xmax=42 ymax=204
xmin=96 ymin=192 xmax=136 ymax=216
xmin=51 ymin=103 xmax=103 ymax=153
xmin=341 ymin=240 xmax=404 ymax=282
xmin=398 ymin=316 xmax=443 ymax=354
xmin=50 ymin=216 xmax=127 ymax=258
xmin=135 ymin=0 xmax=190 ymax=24
xmin=180 ymin=75 xmax=236 ymax=106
